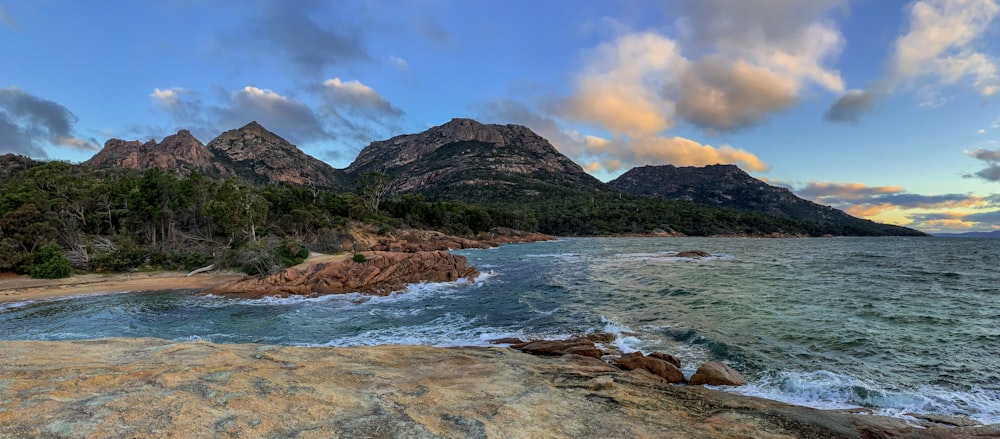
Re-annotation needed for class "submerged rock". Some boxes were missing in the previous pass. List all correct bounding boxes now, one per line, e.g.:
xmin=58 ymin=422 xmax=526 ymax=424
xmin=690 ymin=361 xmax=747 ymax=386
xmin=206 ymin=251 xmax=478 ymax=298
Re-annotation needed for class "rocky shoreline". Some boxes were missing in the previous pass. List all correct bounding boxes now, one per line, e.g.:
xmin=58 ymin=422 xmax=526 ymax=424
xmin=2 ymin=338 xmax=995 ymax=438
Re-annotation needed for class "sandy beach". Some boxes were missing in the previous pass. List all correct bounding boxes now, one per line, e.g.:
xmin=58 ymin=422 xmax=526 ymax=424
xmin=0 ymin=252 xmax=349 ymax=305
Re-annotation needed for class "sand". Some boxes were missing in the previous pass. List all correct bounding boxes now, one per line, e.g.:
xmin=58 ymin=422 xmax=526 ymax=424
xmin=0 ymin=252 xmax=348 ymax=304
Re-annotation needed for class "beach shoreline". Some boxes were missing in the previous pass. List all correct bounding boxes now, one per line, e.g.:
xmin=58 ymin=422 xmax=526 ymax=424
xmin=0 ymin=251 xmax=350 ymax=305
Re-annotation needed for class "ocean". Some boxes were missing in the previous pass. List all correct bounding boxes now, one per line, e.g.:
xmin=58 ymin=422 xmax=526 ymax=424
xmin=2 ymin=237 xmax=998 ymax=424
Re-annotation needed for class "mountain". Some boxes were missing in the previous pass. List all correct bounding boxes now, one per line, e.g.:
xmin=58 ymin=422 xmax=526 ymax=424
xmin=344 ymin=118 xmax=603 ymax=199
xmin=84 ymin=122 xmax=344 ymax=190
xmin=205 ymin=121 xmax=343 ymax=190
xmin=933 ymin=230 xmax=1000 ymax=238
xmin=607 ymin=164 xmax=924 ymax=236
xmin=84 ymin=130 xmax=232 ymax=177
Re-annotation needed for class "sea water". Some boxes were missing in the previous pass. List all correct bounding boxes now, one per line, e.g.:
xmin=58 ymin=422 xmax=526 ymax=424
xmin=2 ymin=237 xmax=998 ymax=423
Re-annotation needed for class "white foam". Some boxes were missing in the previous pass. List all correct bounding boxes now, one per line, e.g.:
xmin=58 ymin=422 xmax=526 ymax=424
xmin=315 ymin=313 xmax=513 ymax=347
xmin=199 ymin=274 xmax=489 ymax=309
xmin=728 ymin=369 xmax=1000 ymax=424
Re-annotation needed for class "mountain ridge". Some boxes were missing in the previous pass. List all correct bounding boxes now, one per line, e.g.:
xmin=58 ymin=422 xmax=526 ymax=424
xmin=73 ymin=118 xmax=923 ymax=236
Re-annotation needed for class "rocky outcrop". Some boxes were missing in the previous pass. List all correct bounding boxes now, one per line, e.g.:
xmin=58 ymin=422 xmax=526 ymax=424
xmin=2 ymin=339 xmax=988 ymax=438
xmin=206 ymin=251 xmax=478 ymax=298
xmin=613 ymin=351 xmax=686 ymax=384
xmin=84 ymin=130 xmax=232 ymax=177
xmin=690 ymin=361 xmax=747 ymax=386
xmin=510 ymin=339 xmax=604 ymax=360
xmin=344 ymin=118 xmax=604 ymax=197
xmin=205 ymin=121 xmax=344 ymax=189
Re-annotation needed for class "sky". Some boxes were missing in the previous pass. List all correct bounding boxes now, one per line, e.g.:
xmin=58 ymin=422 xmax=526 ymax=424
xmin=2 ymin=0 xmax=1000 ymax=233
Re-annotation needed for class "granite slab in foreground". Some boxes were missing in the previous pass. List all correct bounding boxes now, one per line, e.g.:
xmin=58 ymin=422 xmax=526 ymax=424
xmin=0 ymin=339 xmax=995 ymax=438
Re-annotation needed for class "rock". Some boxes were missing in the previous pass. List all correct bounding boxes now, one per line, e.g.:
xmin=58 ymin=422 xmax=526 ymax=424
xmin=510 ymin=339 xmax=604 ymax=360
xmin=649 ymin=351 xmax=682 ymax=369
xmin=0 ymin=339 xmax=975 ymax=439
xmin=206 ymin=251 xmax=478 ymax=298
xmin=613 ymin=352 xmax=685 ymax=384
xmin=584 ymin=332 xmax=616 ymax=343
xmin=676 ymin=250 xmax=711 ymax=258
xmin=690 ymin=361 xmax=747 ymax=386
xmin=487 ymin=337 xmax=525 ymax=345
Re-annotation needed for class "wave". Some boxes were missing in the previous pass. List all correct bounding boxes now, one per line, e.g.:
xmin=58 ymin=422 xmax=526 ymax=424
xmin=198 ymin=272 xmax=494 ymax=309
xmin=730 ymin=369 xmax=1000 ymax=425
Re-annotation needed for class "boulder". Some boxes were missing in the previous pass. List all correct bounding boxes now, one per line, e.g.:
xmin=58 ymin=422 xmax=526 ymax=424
xmin=690 ymin=361 xmax=746 ymax=386
xmin=649 ymin=352 xmax=682 ymax=369
xmin=510 ymin=339 xmax=604 ymax=360
xmin=675 ymin=250 xmax=711 ymax=258
xmin=206 ymin=251 xmax=478 ymax=298
xmin=613 ymin=352 xmax=685 ymax=384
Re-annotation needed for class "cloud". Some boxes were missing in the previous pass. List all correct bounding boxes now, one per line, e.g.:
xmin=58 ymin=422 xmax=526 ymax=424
xmin=791 ymin=180 xmax=991 ymax=227
xmin=891 ymin=0 xmax=1000 ymax=95
xmin=387 ymin=55 xmax=408 ymax=69
xmin=0 ymin=86 xmax=98 ymax=158
xmin=478 ymin=99 xmax=768 ymax=173
xmin=965 ymin=209 xmax=1000 ymax=224
xmin=676 ymin=57 xmax=800 ymax=131
xmin=321 ymin=78 xmax=403 ymax=118
xmin=965 ymin=147 xmax=1000 ymax=181
xmin=551 ymin=31 xmax=682 ymax=136
xmin=979 ymin=128 xmax=988 ymax=134
xmin=224 ymin=1 xmax=370 ymax=76
xmin=824 ymin=88 xmax=880 ymax=123
xmin=556 ymin=2 xmax=847 ymax=134
xmin=0 ymin=5 xmax=16 ymax=29
xmin=827 ymin=0 xmax=1000 ymax=123
xmin=524 ymin=1 xmax=849 ymax=173
xmin=215 ymin=86 xmax=331 ymax=144
xmin=150 ymin=88 xmax=185 ymax=109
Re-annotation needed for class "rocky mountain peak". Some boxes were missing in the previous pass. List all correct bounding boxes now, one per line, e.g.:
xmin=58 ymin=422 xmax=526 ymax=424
xmin=608 ymin=164 xmax=853 ymax=223
xmin=344 ymin=118 xmax=602 ymax=196
xmin=205 ymin=122 xmax=342 ymax=189
xmin=83 ymin=129 xmax=230 ymax=177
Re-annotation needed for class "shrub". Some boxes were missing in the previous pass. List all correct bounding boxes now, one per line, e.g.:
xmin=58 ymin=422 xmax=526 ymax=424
xmin=28 ymin=242 xmax=72 ymax=279
xmin=353 ymin=253 xmax=367 ymax=263
xmin=276 ymin=241 xmax=309 ymax=267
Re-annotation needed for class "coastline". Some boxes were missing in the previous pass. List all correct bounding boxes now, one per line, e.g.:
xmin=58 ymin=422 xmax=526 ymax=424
xmin=2 ymin=338 xmax=990 ymax=438
xmin=3 ymin=240 xmax=997 ymax=436
xmin=0 ymin=251 xmax=349 ymax=305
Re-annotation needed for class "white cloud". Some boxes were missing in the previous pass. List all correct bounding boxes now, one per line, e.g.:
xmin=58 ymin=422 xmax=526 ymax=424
xmin=388 ymin=55 xmax=408 ymax=69
xmin=828 ymin=0 xmax=1000 ymax=122
xmin=150 ymin=87 xmax=185 ymax=108
xmin=979 ymin=128 xmax=988 ymax=134
xmin=891 ymin=0 xmax=1000 ymax=96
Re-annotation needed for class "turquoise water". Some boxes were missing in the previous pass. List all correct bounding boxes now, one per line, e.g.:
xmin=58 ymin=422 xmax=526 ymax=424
xmin=2 ymin=237 xmax=998 ymax=423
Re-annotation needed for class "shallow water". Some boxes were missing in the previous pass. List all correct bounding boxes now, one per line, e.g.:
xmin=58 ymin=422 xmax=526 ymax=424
xmin=2 ymin=237 xmax=998 ymax=423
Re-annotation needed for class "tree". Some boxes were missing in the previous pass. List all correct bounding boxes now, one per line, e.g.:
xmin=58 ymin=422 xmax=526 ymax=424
xmin=354 ymin=171 xmax=392 ymax=216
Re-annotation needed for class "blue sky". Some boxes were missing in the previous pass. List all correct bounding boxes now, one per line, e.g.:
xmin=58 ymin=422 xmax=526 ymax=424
xmin=3 ymin=0 xmax=1000 ymax=233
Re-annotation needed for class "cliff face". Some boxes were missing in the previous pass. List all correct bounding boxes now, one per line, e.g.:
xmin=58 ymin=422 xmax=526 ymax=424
xmin=83 ymin=130 xmax=232 ymax=177
xmin=609 ymin=164 xmax=894 ymax=228
xmin=205 ymin=121 xmax=344 ymax=190
xmin=344 ymin=118 xmax=603 ymax=197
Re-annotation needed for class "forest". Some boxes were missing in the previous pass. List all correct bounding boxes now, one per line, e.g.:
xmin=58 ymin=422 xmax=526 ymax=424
xmin=0 ymin=155 xmax=923 ymax=279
